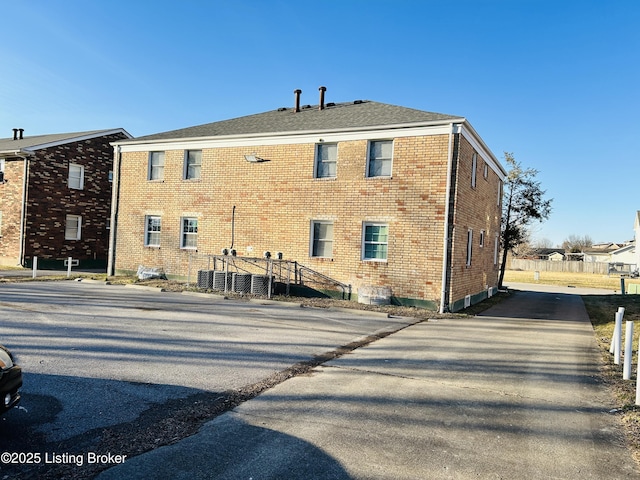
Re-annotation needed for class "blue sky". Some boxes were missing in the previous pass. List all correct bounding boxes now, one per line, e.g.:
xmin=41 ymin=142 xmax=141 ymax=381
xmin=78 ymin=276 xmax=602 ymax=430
xmin=1 ymin=0 xmax=638 ymax=247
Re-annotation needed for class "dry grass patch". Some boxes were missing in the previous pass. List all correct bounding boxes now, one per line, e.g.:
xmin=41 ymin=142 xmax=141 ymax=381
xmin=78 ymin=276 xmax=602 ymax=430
xmin=504 ymin=269 xmax=635 ymax=291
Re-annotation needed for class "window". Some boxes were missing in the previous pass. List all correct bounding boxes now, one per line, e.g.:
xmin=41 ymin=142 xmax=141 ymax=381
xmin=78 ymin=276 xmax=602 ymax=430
xmin=0 ymin=159 xmax=5 ymax=182
xmin=145 ymin=216 xmax=161 ymax=247
xmin=311 ymin=221 xmax=333 ymax=257
xmin=65 ymin=215 xmax=82 ymax=240
xmin=148 ymin=152 xmax=165 ymax=181
xmin=479 ymin=230 xmax=485 ymax=248
xmin=181 ymin=217 xmax=198 ymax=249
xmin=69 ymin=164 xmax=84 ymax=190
xmin=466 ymin=229 xmax=473 ymax=266
xmin=494 ymin=235 xmax=499 ymax=265
xmin=367 ymin=140 xmax=393 ymax=177
xmin=315 ymin=144 xmax=337 ymax=178
xmin=471 ymin=153 xmax=477 ymax=188
xmin=0 ymin=211 xmax=3 ymax=236
xmin=108 ymin=170 xmax=113 ymax=182
xmin=483 ymin=162 xmax=489 ymax=179
xmin=363 ymin=223 xmax=389 ymax=261
xmin=498 ymin=180 xmax=503 ymax=206
xmin=184 ymin=150 xmax=202 ymax=180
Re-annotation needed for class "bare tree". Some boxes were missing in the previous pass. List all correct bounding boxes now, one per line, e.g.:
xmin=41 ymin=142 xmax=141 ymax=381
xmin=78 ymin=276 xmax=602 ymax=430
xmin=499 ymin=152 xmax=553 ymax=288
xmin=562 ymin=234 xmax=593 ymax=253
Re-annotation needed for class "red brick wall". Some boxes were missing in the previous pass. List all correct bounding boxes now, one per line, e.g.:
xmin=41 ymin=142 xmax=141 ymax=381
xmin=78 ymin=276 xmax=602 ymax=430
xmin=0 ymin=132 xmax=127 ymax=266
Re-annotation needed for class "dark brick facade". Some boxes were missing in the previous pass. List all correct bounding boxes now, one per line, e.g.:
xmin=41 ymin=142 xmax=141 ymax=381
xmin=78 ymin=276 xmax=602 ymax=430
xmin=0 ymin=131 xmax=128 ymax=268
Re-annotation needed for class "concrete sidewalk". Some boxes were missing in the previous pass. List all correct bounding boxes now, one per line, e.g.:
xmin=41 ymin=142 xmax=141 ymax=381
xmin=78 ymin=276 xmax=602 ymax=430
xmin=98 ymin=288 xmax=640 ymax=479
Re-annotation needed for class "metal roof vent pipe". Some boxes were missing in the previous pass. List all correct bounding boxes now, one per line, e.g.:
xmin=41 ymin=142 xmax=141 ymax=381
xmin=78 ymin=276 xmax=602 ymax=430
xmin=12 ymin=129 xmax=18 ymax=140
xmin=318 ymin=86 xmax=326 ymax=110
xmin=294 ymin=89 xmax=302 ymax=113
xmin=18 ymin=128 xmax=24 ymax=140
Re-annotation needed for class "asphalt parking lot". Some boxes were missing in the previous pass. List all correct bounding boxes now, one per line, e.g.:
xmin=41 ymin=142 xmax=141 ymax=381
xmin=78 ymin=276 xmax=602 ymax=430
xmin=0 ymin=280 xmax=415 ymax=475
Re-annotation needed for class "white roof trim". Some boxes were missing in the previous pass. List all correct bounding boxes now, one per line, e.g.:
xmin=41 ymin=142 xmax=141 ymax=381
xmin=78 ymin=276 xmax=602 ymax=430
xmin=15 ymin=128 xmax=132 ymax=154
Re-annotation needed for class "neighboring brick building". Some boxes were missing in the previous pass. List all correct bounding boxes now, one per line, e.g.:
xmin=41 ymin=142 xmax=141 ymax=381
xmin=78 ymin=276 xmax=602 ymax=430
xmin=0 ymin=128 xmax=131 ymax=269
xmin=110 ymin=89 xmax=505 ymax=312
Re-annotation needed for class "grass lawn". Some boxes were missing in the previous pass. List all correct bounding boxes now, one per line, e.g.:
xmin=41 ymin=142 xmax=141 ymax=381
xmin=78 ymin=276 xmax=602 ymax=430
xmin=505 ymin=269 xmax=640 ymax=459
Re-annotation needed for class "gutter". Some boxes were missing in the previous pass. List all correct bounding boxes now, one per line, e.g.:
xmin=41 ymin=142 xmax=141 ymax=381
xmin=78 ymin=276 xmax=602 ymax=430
xmin=107 ymin=145 xmax=121 ymax=276
xmin=439 ymin=123 xmax=456 ymax=314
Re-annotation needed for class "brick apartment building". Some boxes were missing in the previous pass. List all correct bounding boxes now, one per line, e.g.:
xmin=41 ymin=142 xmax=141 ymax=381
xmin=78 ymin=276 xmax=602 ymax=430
xmin=110 ymin=89 xmax=505 ymax=312
xmin=0 ymin=128 xmax=131 ymax=269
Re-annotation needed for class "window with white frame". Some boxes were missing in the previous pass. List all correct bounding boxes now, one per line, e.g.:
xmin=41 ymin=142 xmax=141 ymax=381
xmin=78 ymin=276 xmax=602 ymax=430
xmin=0 ymin=159 xmax=5 ymax=182
xmin=479 ymin=230 xmax=485 ymax=248
xmin=184 ymin=150 xmax=202 ymax=180
xmin=65 ymin=215 xmax=82 ymax=240
xmin=181 ymin=217 xmax=198 ymax=249
xmin=69 ymin=164 xmax=84 ymax=190
xmin=363 ymin=223 xmax=389 ymax=261
xmin=466 ymin=229 xmax=473 ymax=266
xmin=483 ymin=162 xmax=488 ymax=179
xmin=315 ymin=143 xmax=337 ymax=178
xmin=311 ymin=221 xmax=334 ymax=257
xmin=148 ymin=151 xmax=165 ymax=181
xmin=367 ymin=140 xmax=393 ymax=177
xmin=145 ymin=216 xmax=161 ymax=247
xmin=494 ymin=235 xmax=499 ymax=265
xmin=471 ymin=153 xmax=477 ymax=188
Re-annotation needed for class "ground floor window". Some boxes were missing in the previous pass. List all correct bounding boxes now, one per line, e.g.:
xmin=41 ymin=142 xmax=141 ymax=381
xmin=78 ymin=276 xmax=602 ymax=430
xmin=181 ymin=217 xmax=198 ymax=249
xmin=311 ymin=221 xmax=334 ymax=257
xmin=363 ymin=223 xmax=388 ymax=261
xmin=145 ymin=216 xmax=161 ymax=247
xmin=65 ymin=215 xmax=82 ymax=240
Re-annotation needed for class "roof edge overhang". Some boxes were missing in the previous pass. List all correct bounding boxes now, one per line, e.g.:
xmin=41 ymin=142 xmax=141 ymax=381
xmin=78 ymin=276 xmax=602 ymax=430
xmin=456 ymin=120 xmax=507 ymax=179
xmin=112 ymin=118 xmax=467 ymax=147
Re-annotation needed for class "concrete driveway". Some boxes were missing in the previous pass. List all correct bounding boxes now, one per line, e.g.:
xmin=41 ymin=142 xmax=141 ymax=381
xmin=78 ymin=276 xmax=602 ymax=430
xmin=98 ymin=284 xmax=640 ymax=479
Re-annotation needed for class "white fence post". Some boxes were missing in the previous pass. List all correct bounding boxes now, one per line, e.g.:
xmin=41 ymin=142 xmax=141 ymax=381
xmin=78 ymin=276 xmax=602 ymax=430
xmin=614 ymin=310 xmax=623 ymax=365
xmin=624 ymin=321 xmax=634 ymax=380
xmin=32 ymin=256 xmax=38 ymax=278
xmin=611 ymin=307 xmax=625 ymax=354
xmin=636 ymin=336 xmax=640 ymax=405
xmin=67 ymin=257 xmax=73 ymax=278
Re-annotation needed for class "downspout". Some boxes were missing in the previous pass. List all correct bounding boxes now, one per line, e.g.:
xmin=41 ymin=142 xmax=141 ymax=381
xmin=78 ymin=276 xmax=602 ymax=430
xmin=107 ymin=145 xmax=121 ymax=276
xmin=439 ymin=123 xmax=455 ymax=314
xmin=17 ymin=153 xmax=32 ymax=266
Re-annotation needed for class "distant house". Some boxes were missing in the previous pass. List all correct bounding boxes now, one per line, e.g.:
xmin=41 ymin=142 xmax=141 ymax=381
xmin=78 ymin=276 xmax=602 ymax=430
xmin=0 ymin=128 xmax=131 ymax=268
xmin=110 ymin=89 xmax=506 ymax=312
xmin=521 ymin=248 xmax=565 ymax=261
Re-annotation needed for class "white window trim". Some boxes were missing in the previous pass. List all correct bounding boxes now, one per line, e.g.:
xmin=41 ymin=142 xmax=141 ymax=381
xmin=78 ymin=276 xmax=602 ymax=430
xmin=310 ymin=220 xmax=334 ymax=258
xmin=69 ymin=163 xmax=85 ymax=190
xmin=180 ymin=217 xmax=198 ymax=250
xmin=148 ymin=151 xmax=165 ymax=181
xmin=479 ymin=230 xmax=485 ymax=248
xmin=362 ymin=222 xmax=389 ymax=262
xmin=466 ymin=229 xmax=473 ymax=267
xmin=65 ymin=215 xmax=82 ymax=240
xmin=471 ymin=153 xmax=477 ymax=188
xmin=184 ymin=150 xmax=202 ymax=180
xmin=366 ymin=140 xmax=393 ymax=178
xmin=494 ymin=235 xmax=499 ymax=265
xmin=315 ymin=143 xmax=337 ymax=179
xmin=145 ymin=215 xmax=162 ymax=247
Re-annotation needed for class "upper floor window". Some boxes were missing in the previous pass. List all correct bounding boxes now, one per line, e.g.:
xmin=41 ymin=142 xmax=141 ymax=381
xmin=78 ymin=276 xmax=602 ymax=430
xmin=363 ymin=223 xmax=389 ymax=261
xmin=479 ymin=230 xmax=485 ymax=248
xmin=315 ymin=144 xmax=337 ymax=178
xmin=311 ymin=221 xmax=334 ymax=257
xmin=145 ymin=216 xmax=161 ymax=247
xmin=181 ymin=217 xmax=198 ymax=249
xmin=466 ymin=229 xmax=473 ymax=266
xmin=65 ymin=215 xmax=82 ymax=240
xmin=148 ymin=151 xmax=165 ymax=181
xmin=367 ymin=140 xmax=393 ymax=177
xmin=471 ymin=153 xmax=477 ymax=188
xmin=69 ymin=164 xmax=84 ymax=190
xmin=184 ymin=150 xmax=202 ymax=180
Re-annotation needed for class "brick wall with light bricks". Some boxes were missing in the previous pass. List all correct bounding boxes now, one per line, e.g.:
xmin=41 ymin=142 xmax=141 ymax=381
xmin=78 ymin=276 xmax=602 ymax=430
xmin=114 ymin=133 xmax=501 ymax=309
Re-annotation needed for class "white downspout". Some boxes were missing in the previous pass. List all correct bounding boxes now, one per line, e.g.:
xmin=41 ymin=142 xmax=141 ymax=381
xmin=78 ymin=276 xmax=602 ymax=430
xmin=439 ymin=123 xmax=455 ymax=314
xmin=17 ymin=153 xmax=31 ymax=266
xmin=107 ymin=145 xmax=121 ymax=276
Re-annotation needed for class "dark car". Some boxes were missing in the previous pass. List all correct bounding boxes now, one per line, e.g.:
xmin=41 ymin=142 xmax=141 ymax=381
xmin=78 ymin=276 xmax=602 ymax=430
xmin=0 ymin=345 xmax=21 ymax=414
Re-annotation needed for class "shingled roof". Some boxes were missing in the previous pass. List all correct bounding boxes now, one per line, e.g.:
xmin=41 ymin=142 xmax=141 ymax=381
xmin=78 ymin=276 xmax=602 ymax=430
xmin=125 ymin=100 xmax=463 ymax=143
xmin=0 ymin=129 xmax=131 ymax=155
